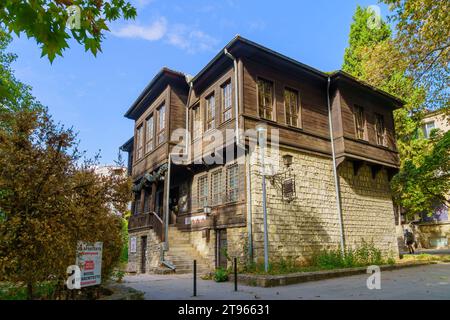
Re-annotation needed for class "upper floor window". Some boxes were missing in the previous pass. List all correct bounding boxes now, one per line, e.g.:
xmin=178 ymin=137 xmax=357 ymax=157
xmin=257 ymin=78 xmax=274 ymax=120
xmin=423 ymin=121 xmax=435 ymax=139
xmin=375 ymin=113 xmax=386 ymax=146
xmin=226 ymin=164 xmax=239 ymax=202
xmin=136 ymin=124 xmax=144 ymax=160
xmin=211 ymin=169 xmax=222 ymax=206
xmin=354 ymin=105 xmax=366 ymax=140
xmin=284 ymin=88 xmax=299 ymax=127
xmin=157 ymin=104 xmax=166 ymax=145
xmin=146 ymin=115 xmax=154 ymax=153
xmin=198 ymin=175 xmax=209 ymax=208
xmin=206 ymin=94 xmax=216 ymax=131
xmin=222 ymin=81 xmax=232 ymax=122
xmin=192 ymin=104 xmax=202 ymax=140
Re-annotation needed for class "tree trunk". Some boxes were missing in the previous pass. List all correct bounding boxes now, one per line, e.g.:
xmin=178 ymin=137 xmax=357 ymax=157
xmin=26 ymin=282 xmax=33 ymax=300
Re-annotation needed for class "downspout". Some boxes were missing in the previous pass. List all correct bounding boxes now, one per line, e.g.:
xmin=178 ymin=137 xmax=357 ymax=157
xmin=327 ymin=77 xmax=345 ymax=256
xmin=224 ymin=48 xmax=253 ymax=260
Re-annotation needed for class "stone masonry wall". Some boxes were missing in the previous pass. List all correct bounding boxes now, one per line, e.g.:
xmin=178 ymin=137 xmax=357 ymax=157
xmin=127 ymin=229 xmax=162 ymax=273
xmin=249 ymin=145 xmax=399 ymax=264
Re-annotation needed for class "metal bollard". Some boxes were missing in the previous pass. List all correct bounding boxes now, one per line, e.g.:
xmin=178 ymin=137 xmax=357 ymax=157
xmin=234 ymin=257 xmax=238 ymax=291
xmin=193 ymin=259 xmax=197 ymax=297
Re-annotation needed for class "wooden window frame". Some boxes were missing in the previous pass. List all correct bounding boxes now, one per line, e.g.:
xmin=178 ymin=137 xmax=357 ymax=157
xmin=145 ymin=114 xmax=154 ymax=153
xmin=210 ymin=169 xmax=222 ymax=206
xmin=353 ymin=105 xmax=366 ymax=140
xmin=197 ymin=174 xmax=209 ymax=208
xmin=192 ymin=103 xmax=202 ymax=141
xmin=284 ymin=87 xmax=300 ymax=127
xmin=156 ymin=103 xmax=166 ymax=145
xmin=221 ymin=80 xmax=233 ymax=123
xmin=257 ymin=77 xmax=274 ymax=121
xmin=226 ymin=164 xmax=239 ymax=203
xmin=135 ymin=123 xmax=144 ymax=160
xmin=374 ymin=113 xmax=386 ymax=146
xmin=205 ymin=93 xmax=216 ymax=131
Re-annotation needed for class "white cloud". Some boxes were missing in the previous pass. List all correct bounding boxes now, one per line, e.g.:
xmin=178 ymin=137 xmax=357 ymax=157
xmin=112 ymin=17 xmax=167 ymax=41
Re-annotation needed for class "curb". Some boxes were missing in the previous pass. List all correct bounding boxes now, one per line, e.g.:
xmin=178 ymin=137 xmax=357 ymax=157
xmin=230 ymin=262 xmax=436 ymax=288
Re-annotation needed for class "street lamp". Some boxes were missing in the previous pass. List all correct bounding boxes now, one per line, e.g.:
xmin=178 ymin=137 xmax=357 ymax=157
xmin=256 ymin=124 xmax=269 ymax=273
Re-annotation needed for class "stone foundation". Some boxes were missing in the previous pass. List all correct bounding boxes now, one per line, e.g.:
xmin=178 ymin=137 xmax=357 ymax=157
xmin=127 ymin=229 xmax=162 ymax=274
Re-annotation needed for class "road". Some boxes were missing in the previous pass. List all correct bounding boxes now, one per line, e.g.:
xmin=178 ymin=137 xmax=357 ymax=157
xmin=123 ymin=263 xmax=450 ymax=300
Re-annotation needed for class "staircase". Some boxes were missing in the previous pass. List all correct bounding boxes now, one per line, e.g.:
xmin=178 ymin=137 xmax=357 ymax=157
xmin=164 ymin=226 xmax=211 ymax=274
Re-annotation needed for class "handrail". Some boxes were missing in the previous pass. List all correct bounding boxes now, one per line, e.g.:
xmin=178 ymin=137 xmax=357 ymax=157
xmin=150 ymin=211 xmax=163 ymax=224
xmin=128 ymin=212 xmax=165 ymax=242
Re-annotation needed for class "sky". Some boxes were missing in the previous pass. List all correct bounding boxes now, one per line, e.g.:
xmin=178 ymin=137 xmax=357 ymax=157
xmin=8 ymin=0 xmax=391 ymax=165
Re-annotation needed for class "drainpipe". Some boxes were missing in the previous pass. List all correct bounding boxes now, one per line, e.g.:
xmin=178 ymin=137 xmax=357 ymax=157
xmin=224 ymin=48 xmax=254 ymax=260
xmin=327 ymin=77 xmax=345 ymax=256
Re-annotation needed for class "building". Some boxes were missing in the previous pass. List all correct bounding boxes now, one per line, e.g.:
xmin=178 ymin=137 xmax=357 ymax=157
xmin=120 ymin=36 xmax=403 ymax=274
xmin=400 ymin=109 xmax=449 ymax=249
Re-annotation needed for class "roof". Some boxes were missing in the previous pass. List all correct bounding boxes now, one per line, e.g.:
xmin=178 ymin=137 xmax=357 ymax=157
xmin=119 ymin=137 xmax=133 ymax=152
xmin=191 ymin=35 xmax=404 ymax=106
xmin=124 ymin=67 xmax=188 ymax=120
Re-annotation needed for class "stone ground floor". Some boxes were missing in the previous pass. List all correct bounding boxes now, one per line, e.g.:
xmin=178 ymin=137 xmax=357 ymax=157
xmin=123 ymin=263 xmax=450 ymax=300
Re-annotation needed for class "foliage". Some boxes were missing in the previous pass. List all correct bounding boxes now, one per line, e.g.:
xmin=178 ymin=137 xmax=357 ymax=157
xmin=0 ymin=108 xmax=132 ymax=299
xmin=120 ymin=216 xmax=129 ymax=263
xmin=382 ymin=0 xmax=449 ymax=112
xmin=0 ymin=0 xmax=137 ymax=62
xmin=112 ymin=269 xmax=126 ymax=283
xmin=342 ymin=5 xmax=449 ymax=216
xmin=0 ymin=281 xmax=57 ymax=300
xmin=213 ymin=268 xmax=229 ymax=282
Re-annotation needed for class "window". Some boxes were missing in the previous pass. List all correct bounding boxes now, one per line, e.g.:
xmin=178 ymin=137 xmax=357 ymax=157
xmin=423 ymin=121 xmax=435 ymax=139
xmin=198 ymin=175 xmax=209 ymax=208
xmin=284 ymin=88 xmax=299 ymax=127
xmin=222 ymin=81 xmax=232 ymax=122
xmin=257 ymin=78 xmax=274 ymax=120
xmin=192 ymin=104 xmax=202 ymax=140
xmin=226 ymin=164 xmax=239 ymax=202
xmin=354 ymin=105 xmax=366 ymax=140
xmin=136 ymin=124 xmax=144 ymax=160
xmin=211 ymin=170 xmax=222 ymax=206
xmin=206 ymin=94 xmax=216 ymax=130
xmin=143 ymin=189 xmax=151 ymax=213
xmin=157 ymin=104 xmax=166 ymax=144
xmin=146 ymin=115 xmax=154 ymax=153
xmin=375 ymin=113 xmax=386 ymax=146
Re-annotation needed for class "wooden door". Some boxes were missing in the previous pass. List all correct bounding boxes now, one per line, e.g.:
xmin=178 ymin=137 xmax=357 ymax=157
xmin=141 ymin=236 xmax=147 ymax=273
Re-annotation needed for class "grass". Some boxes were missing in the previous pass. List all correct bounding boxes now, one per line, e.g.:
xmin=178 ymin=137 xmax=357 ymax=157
xmin=400 ymin=253 xmax=450 ymax=263
xmin=0 ymin=281 xmax=57 ymax=300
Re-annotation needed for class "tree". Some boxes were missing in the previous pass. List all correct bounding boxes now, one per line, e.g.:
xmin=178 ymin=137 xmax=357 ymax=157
xmin=342 ymin=5 xmax=448 ymax=216
xmin=0 ymin=108 xmax=131 ymax=299
xmin=0 ymin=0 xmax=137 ymax=62
xmin=381 ymin=0 xmax=449 ymax=112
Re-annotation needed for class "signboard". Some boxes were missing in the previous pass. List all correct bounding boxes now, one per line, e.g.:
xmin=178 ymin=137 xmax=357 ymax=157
xmin=185 ymin=215 xmax=207 ymax=225
xmin=76 ymin=241 xmax=103 ymax=288
xmin=130 ymin=237 xmax=137 ymax=253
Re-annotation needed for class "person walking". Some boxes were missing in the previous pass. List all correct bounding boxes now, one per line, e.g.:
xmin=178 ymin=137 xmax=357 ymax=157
xmin=404 ymin=229 xmax=415 ymax=254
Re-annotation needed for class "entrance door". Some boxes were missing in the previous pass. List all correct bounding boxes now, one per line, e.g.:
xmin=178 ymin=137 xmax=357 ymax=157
xmin=141 ymin=236 xmax=147 ymax=273
xmin=216 ymin=229 xmax=228 ymax=269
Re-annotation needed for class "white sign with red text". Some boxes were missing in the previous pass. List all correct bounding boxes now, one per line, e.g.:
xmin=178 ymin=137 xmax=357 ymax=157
xmin=76 ymin=241 xmax=103 ymax=288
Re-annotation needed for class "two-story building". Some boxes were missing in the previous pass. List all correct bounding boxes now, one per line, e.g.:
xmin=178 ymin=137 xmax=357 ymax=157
xmin=121 ymin=36 xmax=403 ymax=274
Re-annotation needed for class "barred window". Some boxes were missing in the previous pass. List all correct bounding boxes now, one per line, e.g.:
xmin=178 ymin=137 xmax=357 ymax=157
xmin=146 ymin=115 xmax=154 ymax=153
xmin=284 ymin=88 xmax=299 ymax=127
xmin=226 ymin=164 xmax=239 ymax=202
xmin=157 ymin=104 xmax=166 ymax=145
xmin=257 ymin=78 xmax=273 ymax=120
xmin=354 ymin=105 xmax=365 ymax=140
xmin=222 ymin=81 xmax=232 ymax=122
xmin=198 ymin=175 xmax=209 ymax=208
xmin=206 ymin=94 xmax=216 ymax=131
xmin=211 ymin=169 xmax=222 ymax=206
xmin=375 ymin=113 xmax=385 ymax=146
xmin=192 ymin=104 xmax=202 ymax=140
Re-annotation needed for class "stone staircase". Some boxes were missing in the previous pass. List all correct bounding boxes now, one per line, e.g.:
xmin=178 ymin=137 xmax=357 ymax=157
xmin=164 ymin=226 xmax=211 ymax=274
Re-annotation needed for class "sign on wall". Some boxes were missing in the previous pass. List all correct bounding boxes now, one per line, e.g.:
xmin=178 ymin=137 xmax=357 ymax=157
xmin=130 ymin=237 xmax=137 ymax=253
xmin=76 ymin=241 xmax=103 ymax=288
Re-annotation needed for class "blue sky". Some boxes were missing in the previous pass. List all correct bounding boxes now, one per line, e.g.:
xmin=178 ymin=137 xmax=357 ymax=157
xmin=8 ymin=0 xmax=390 ymax=165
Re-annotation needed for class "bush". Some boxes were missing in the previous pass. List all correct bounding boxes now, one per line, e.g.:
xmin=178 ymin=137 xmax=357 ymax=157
xmin=213 ymin=268 xmax=229 ymax=282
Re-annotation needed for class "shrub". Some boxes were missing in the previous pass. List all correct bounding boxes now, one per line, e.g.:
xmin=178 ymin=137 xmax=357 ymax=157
xmin=213 ymin=268 xmax=229 ymax=282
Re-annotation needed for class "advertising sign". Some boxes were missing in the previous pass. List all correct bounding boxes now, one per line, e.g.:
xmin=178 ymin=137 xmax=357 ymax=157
xmin=130 ymin=237 xmax=137 ymax=253
xmin=76 ymin=241 xmax=103 ymax=288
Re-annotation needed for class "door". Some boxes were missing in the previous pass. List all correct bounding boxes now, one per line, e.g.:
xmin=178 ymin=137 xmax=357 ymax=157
xmin=141 ymin=236 xmax=147 ymax=273
xmin=216 ymin=229 xmax=228 ymax=269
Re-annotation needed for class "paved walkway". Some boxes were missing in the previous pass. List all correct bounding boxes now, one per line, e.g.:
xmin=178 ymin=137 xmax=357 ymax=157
xmin=124 ymin=263 xmax=450 ymax=300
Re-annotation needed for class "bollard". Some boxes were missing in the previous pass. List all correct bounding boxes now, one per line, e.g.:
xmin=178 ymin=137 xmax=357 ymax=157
xmin=193 ymin=259 xmax=197 ymax=297
xmin=234 ymin=257 xmax=238 ymax=291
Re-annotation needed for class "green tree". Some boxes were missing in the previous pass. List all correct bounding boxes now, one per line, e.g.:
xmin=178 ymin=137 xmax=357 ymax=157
xmin=0 ymin=108 xmax=131 ymax=299
xmin=0 ymin=0 xmax=137 ymax=62
xmin=342 ymin=5 xmax=448 ymax=216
